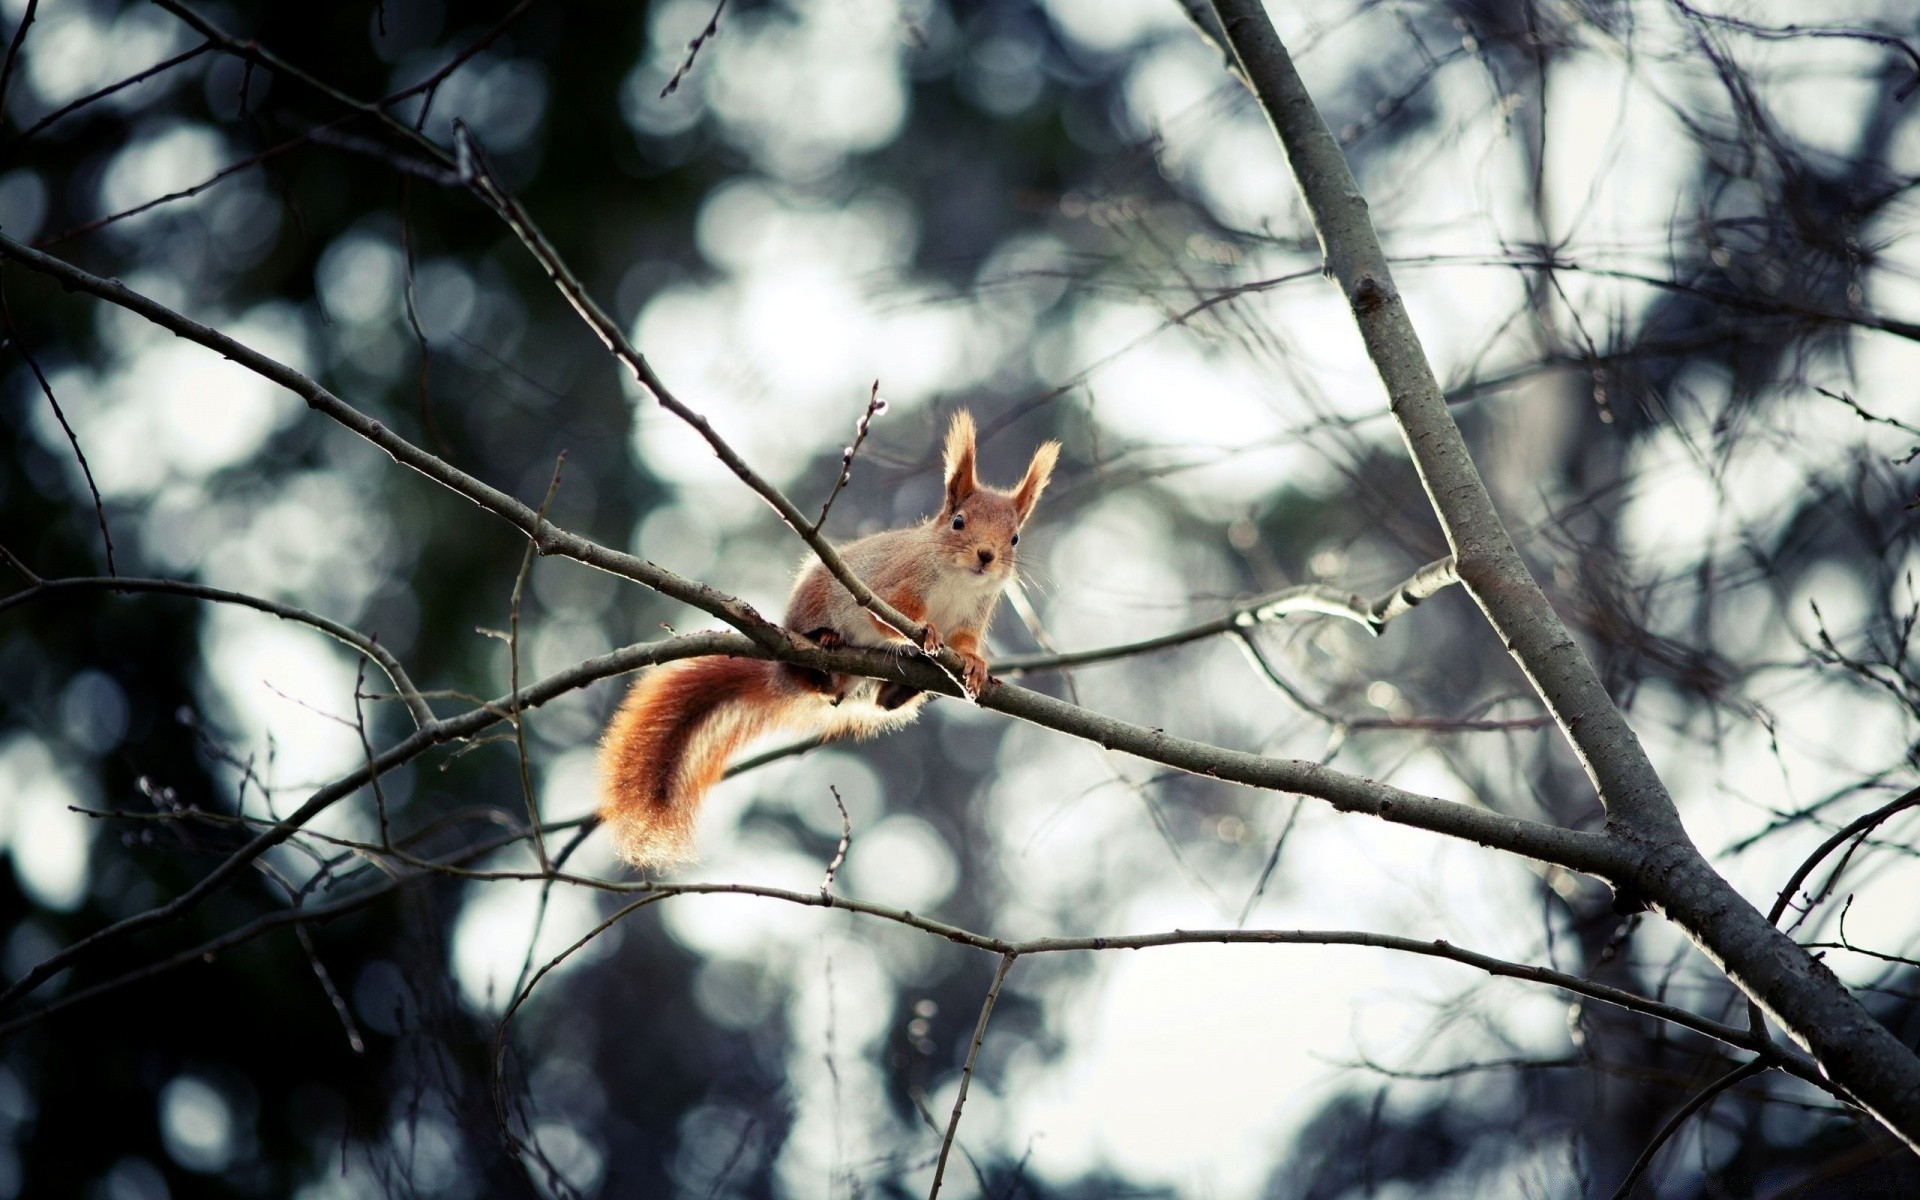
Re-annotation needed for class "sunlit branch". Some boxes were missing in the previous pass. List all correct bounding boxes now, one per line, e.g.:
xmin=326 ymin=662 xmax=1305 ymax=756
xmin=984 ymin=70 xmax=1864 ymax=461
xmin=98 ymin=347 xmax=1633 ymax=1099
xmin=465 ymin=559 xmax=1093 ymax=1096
xmin=812 ymin=383 xmax=886 ymax=534
xmin=997 ymin=555 xmax=1459 ymax=677
xmin=659 ymin=0 xmax=727 ymax=98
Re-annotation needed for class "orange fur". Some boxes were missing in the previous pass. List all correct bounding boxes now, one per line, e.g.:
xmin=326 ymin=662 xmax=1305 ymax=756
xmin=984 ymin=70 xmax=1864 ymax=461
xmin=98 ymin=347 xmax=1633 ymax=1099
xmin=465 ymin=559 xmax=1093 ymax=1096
xmin=599 ymin=409 xmax=1062 ymax=869
xmin=598 ymin=658 xmax=805 ymax=867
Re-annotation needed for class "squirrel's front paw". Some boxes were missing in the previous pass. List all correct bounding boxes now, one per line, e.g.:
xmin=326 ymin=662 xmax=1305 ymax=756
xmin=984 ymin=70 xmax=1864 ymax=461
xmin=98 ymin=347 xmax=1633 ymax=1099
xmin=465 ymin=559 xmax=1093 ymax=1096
xmin=918 ymin=621 xmax=944 ymax=654
xmin=807 ymin=627 xmax=845 ymax=650
xmin=957 ymin=651 xmax=989 ymax=697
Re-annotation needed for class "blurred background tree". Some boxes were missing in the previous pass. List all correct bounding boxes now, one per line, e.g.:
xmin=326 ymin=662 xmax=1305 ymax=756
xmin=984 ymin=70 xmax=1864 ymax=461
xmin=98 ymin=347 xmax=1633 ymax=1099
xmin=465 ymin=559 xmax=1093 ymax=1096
xmin=1 ymin=0 xmax=1918 ymax=1196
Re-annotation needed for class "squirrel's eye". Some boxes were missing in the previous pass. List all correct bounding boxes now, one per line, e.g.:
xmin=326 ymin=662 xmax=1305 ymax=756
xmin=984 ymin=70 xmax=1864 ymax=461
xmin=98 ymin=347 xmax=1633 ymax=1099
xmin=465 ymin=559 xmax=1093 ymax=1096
xmin=951 ymin=513 xmax=966 ymax=530
xmin=1011 ymin=533 xmax=1020 ymax=546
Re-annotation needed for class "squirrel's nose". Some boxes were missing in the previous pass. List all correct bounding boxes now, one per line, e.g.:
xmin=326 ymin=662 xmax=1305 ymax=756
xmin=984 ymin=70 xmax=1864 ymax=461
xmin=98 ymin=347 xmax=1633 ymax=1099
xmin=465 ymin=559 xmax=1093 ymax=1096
xmin=977 ymin=548 xmax=995 ymax=566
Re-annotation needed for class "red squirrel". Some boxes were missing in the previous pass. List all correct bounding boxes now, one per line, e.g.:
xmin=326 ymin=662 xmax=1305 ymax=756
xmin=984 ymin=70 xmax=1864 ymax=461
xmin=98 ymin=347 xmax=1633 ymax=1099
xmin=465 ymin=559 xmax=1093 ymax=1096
xmin=598 ymin=410 xmax=1059 ymax=868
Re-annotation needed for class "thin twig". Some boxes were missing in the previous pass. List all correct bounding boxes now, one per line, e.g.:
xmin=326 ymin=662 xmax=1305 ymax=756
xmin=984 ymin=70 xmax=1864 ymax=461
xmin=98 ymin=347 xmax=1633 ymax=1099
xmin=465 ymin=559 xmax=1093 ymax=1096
xmin=820 ymin=785 xmax=852 ymax=892
xmin=1816 ymin=386 xmax=1920 ymax=443
xmin=351 ymin=656 xmax=392 ymax=849
xmin=510 ymin=454 xmax=568 ymax=872
xmin=293 ymin=918 xmax=366 ymax=1055
xmin=813 ymin=383 xmax=887 ymax=533
xmin=0 ymin=543 xmax=38 ymax=584
xmin=1 ymin=286 xmax=115 ymax=573
xmin=1237 ymin=797 xmax=1302 ymax=927
xmin=930 ymin=953 xmax=1017 ymax=1199
xmin=1610 ymin=1057 xmax=1771 ymax=1199
xmin=18 ymin=39 xmax=215 ymax=140
xmin=37 ymin=125 xmax=343 ymax=245
xmin=0 ymin=574 xmax=431 ymax=728
xmin=0 ymin=0 xmax=35 ymax=120
xmin=1667 ymin=0 xmax=1920 ymax=100
xmin=1767 ymin=785 xmax=1920 ymax=933
xmin=660 ymin=0 xmax=726 ymax=98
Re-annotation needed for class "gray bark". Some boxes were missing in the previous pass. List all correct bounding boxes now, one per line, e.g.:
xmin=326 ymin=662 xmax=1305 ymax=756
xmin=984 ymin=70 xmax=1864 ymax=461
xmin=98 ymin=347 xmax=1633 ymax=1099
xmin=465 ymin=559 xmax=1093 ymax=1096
xmin=1204 ymin=0 xmax=1920 ymax=1153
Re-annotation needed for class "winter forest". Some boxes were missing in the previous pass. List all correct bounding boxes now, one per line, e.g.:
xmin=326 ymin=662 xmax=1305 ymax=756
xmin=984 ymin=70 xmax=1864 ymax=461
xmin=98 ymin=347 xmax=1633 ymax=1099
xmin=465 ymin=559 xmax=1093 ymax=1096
xmin=2 ymin=0 xmax=1920 ymax=1196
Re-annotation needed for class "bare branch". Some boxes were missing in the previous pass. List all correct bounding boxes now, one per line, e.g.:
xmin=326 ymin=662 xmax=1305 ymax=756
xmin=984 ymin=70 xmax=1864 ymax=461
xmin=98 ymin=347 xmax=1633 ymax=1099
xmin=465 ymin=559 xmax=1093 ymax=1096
xmin=659 ymin=0 xmax=726 ymax=99
xmin=448 ymin=128 xmax=946 ymax=663
xmin=813 ymin=383 xmax=886 ymax=534
xmin=1768 ymin=785 xmax=1920 ymax=933
xmin=509 ymin=455 xmax=568 ymax=872
xmin=1203 ymin=0 xmax=1920 ymax=1150
xmin=1611 ymin=1057 xmax=1773 ymax=1200
xmin=997 ymin=555 xmax=1459 ymax=676
xmin=930 ymin=953 xmax=1017 ymax=1199
xmin=1 ymin=287 xmax=115 ymax=574
xmin=819 ymin=785 xmax=851 ymax=893
xmin=1667 ymin=0 xmax=1920 ymax=101
xmin=0 ymin=0 xmax=35 ymax=121
xmin=0 ymin=574 xmax=433 ymax=728
xmin=466 ymin=877 xmax=1823 ymax=1084
xmin=18 ymin=39 xmax=214 ymax=141
xmin=0 ymin=232 xmax=798 ymax=656
xmin=0 ymin=628 xmax=744 ymax=1011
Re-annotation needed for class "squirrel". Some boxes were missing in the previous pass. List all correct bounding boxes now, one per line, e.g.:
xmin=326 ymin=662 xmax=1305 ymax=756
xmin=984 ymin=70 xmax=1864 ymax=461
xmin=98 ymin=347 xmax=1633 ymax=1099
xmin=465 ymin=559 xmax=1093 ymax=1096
xmin=598 ymin=410 xmax=1060 ymax=868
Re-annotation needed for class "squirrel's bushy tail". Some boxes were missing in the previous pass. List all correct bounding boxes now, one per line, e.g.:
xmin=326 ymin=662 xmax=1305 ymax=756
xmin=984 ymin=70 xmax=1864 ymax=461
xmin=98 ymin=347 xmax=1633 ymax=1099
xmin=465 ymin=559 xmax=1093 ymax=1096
xmin=598 ymin=658 xmax=806 ymax=868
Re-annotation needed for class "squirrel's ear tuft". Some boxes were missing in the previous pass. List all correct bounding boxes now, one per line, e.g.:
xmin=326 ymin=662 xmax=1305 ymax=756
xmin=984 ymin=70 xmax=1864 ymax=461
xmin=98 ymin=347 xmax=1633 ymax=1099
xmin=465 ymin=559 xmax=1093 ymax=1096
xmin=943 ymin=409 xmax=978 ymax=512
xmin=1012 ymin=440 xmax=1060 ymax=523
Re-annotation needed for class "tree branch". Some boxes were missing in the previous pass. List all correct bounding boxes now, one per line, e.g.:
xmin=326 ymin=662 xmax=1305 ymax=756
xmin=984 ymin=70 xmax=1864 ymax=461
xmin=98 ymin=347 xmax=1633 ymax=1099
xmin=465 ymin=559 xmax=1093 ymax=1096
xmin=930 ymin=952 xmax=1016 ymax=1198
xmin=1611 ymin=1057 xmax=1772 ymax=1199
xmin=996 ymin=555 xmax=1458 ymax=677
xmin=0 ymin=232 xmax=799 ymax=656
xmin=0 ymin=628 xmax=743 ymax=1010
xmin=0 ymin=574 xmax=433 ymax=729
xmin=1202 ymin=0 xmax=1920 ymax=1151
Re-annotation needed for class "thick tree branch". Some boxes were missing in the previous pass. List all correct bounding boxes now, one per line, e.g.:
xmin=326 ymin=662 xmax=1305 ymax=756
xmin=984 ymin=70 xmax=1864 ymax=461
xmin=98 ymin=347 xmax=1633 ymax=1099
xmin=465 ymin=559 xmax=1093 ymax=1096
xmin=0 ymin=236 xmax=1604 ymax=884
xmin=1201 ymin=0 xmax=1920 ymax=1151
